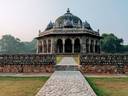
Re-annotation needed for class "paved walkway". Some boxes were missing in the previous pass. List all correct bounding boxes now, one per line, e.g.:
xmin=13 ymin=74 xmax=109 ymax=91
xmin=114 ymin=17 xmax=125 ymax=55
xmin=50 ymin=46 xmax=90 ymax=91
xmin=36 ymin=71 xmax=96 ymax=96
xmin=58 ymin=57 xmax=77 ymax=65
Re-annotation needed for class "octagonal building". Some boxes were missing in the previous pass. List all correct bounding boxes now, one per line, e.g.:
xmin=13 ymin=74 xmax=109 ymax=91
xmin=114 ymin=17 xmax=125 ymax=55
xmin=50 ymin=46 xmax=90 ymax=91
xmin=36 ymin=9 xmax=101 ymax=54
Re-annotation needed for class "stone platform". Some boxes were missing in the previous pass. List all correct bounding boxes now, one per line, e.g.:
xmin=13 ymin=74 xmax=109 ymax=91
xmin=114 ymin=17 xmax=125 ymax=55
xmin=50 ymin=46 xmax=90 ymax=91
xmin=36 ymin=71 xmax=96 ymax=96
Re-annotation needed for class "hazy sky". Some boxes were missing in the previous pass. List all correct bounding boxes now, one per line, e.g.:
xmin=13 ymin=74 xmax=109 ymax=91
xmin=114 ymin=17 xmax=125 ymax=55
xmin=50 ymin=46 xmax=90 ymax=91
xmin=0 ymin=0 xmax=128 ymax=44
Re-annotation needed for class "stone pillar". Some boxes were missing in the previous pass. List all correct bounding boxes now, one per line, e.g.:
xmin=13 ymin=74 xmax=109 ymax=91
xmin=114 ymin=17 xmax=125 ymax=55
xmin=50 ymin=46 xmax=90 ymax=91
xmin=46 ymin=39 xmax=48 ymax=53
xmin=81 ymin=37 xmax=86 ymax=53
xmin=52 ymin=38 xmax=57 ymax=53
xmin=63 ymin=39 xmax=65 ymax=53
xmin=51 ymin=39 xmax=52 ymax=54
xmin=42 ymin=40 xmax=44 ymax=53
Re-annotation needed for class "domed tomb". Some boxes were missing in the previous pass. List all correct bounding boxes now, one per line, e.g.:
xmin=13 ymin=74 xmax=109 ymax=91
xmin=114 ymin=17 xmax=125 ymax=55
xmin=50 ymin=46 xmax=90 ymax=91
xmin=36 ymin=9 xmax=101 ymax=54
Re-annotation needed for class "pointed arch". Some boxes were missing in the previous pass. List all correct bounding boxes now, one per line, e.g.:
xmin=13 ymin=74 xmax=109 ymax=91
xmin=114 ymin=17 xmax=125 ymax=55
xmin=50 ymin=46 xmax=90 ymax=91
xmin=65 ymin=39 xmax=72 ymax=53
xmin=86 ymin=39 xmax=89 ymax=53
xmin=57 ymin=39 xmax=63 ymax=53
xmin=74 ymin=38 xmax=80 ymax=53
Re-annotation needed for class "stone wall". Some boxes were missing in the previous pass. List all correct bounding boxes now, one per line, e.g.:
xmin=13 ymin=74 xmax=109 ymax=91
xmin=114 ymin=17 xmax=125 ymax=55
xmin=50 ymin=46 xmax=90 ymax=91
xmin=0 ymin=54 xmax=55 ymax=73
xmin=80 ymin=54 xmax=128 ymax=74
xmin=0 ymin=64 xmax=54 ymax=73
xmin=80 ymin=65 xmax=124 ymax=74
xmin=0 ymin=54 xmax=128 ymax=74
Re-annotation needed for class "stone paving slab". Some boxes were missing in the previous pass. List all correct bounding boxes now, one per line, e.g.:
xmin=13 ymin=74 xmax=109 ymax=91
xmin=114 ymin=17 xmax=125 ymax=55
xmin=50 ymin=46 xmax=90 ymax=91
xmin=58 ymin=57 xmax=77 ymax=65
xmin=36 ymin=71 xmax=96 ymax=96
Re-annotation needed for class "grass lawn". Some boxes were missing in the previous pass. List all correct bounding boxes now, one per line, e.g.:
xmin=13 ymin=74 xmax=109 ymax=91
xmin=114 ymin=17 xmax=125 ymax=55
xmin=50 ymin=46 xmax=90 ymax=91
xmin=0 ymin=76 xmax=49 ymax=96
xmin=86 ymin=77 xmax=128 ymax=96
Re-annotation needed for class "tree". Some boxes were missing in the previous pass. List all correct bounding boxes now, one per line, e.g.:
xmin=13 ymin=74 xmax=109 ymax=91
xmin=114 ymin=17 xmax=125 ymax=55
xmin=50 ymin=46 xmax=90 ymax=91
xmin=101 ymin=33 xmax=124 ymax=53
xmin=22 ymin=39 xmax=37 ymax=53
xmin=123 ymin=45 xmax=128 ymax=53
xmin=0 ymin=35 xmax=23 ymax=53
xmin=0 ymin=35 xmax=36 ymax=54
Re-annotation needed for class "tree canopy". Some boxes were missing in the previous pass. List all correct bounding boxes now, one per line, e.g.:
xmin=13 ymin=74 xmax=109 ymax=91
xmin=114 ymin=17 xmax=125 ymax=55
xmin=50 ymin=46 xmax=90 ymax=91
xmin=0 ymin=35 xmax=36 ymax=54
xmin=101 ymin=33 xmax=128 ymax=53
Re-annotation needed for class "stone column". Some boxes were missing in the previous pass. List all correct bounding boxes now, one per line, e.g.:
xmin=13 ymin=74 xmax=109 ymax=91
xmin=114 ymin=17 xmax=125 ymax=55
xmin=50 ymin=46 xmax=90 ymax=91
xmin=46 ymin=39 xmax=48 ymax=53
xmin=42 ymin=40 xmax=44 ymax=53
xmin=81 ymin=37 xmax=86 ymax=53
xmin=63 ymin=39 xmax=65 ymax=53
xmin=52 ymin=38 xmax=57 ymax=53
xmin=93 ymin=40 xmax=96 ymax=53
xmin=51 ymin=39 xmax=52 ymax=54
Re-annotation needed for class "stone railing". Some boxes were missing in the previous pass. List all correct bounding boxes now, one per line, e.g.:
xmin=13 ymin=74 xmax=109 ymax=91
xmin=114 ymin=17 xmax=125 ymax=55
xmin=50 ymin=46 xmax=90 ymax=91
xmin=80 ymin=54 xmax=128 ymax=65
xmin=0 ymin=54 xmax=56 ymax=65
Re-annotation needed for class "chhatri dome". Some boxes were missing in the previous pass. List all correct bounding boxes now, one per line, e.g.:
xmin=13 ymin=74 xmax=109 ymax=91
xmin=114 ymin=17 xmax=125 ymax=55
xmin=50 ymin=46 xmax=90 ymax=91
xmin=37 ymin=9 xmax=101 ymax=54
xmin=45 ymin=8 xmax=92 ymax=30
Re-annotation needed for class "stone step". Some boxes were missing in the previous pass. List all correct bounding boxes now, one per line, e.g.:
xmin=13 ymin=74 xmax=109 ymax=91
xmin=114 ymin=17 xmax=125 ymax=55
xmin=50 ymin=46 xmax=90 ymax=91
xmin=54 ymin=65 xmax=81 ymax=71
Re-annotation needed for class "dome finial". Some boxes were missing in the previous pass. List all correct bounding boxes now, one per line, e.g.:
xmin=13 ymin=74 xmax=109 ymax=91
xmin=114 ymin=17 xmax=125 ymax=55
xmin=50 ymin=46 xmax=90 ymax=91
xmin=67 ymin=8 xmax=70 ymax=13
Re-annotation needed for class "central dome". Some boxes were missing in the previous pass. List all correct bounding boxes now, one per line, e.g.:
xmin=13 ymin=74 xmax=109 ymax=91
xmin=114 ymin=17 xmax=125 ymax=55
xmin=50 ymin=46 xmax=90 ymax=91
xmin=55 ymin=8 xmax=82 ymax=28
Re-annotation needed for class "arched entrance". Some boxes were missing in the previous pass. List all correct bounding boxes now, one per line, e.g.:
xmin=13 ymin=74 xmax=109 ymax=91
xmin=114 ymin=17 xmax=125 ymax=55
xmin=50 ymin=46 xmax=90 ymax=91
xmin=65 ymin=39 xmax=72 ymax=53
xmin=57 ymin=39 xmax=63 ymax=53
xmin=43 ymin=40 xmax=47 ymax=53
xmin=48 ymin=39 xmax=51 ymax=53
xmin=90 ymin=40 xmax=94 ymax=53
xmin=86 ymin=39 xmax=89 ymax=53
xmin=74 ymin=38 xmax=80 ymax=53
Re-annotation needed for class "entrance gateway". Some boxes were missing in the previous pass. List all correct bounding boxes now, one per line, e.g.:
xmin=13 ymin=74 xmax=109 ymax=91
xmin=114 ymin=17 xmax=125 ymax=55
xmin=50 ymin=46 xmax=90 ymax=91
xmin=36 ymin=8 xmax=101 ymax=54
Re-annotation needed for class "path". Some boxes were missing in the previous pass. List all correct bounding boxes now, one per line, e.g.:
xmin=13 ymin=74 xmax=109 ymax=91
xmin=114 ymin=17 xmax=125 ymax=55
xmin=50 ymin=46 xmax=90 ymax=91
xmin=58 ymin=57 xmax=77 ymax=65
xmin=36 ymin=57 xmax=96 ymax=96
xmin=36 ymin=71 xmax=96 ymax=96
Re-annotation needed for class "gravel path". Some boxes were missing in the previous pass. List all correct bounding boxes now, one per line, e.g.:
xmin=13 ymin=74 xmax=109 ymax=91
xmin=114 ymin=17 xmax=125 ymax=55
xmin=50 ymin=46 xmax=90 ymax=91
xmin=36 ymin=71 xmax=96 ymax=96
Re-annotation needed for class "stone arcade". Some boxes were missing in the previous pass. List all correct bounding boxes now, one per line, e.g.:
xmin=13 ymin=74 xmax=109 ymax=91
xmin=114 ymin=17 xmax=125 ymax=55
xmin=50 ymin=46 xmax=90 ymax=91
xmin=36 ymin=9 xmax=101 ymax=54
